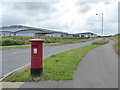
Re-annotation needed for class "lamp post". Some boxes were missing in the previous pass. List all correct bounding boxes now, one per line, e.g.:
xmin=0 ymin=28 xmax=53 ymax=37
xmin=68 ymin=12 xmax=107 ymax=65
xmin=96 ymin=13 xmax=104 ymax=36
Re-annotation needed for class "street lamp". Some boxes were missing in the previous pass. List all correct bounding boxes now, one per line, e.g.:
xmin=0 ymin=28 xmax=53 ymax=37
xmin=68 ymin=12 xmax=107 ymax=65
xmin=96 ymin=13 xmax=104 ymax=36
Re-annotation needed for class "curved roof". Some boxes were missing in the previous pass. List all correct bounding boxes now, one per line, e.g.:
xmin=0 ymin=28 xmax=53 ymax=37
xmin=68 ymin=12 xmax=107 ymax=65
xmin=0 ymin=31 xmax=14 ymax=34
xmin=77 ymin=32 xmax=97 ymax=35
xmin=14 ymin=28 xmax=55 ymax=34
xmin=0 ymin=25 xmax=68 ymax=34
xmin=14 ymin=28 xmax=67 ymax=34
xmin=0 ymin=31 xmax=12 ymax=32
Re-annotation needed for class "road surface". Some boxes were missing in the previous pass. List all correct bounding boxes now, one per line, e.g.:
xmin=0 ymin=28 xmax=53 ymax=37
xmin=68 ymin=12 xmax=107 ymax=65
xmin=1 ymin=39 xmax=100 ymax=79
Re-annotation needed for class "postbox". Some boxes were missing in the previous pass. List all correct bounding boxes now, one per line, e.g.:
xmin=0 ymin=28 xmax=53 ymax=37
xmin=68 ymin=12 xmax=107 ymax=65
xmin=29 ymin=39 xmax=44 ymax=76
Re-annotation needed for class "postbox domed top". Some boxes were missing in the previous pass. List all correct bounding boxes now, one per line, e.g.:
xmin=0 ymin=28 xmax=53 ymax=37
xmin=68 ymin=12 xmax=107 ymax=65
xmin=29 ymin=39 xmax=44 ymax=42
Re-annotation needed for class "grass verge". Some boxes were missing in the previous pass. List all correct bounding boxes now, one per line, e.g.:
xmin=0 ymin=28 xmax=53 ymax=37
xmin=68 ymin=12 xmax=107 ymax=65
xmin=0 ymin=45 xmax=30 ymax=49
xmin=92 ymin=39 xmax=109 ymax=45
xmin=0 ymin=39 xmax=92 ymax=49
xmin=3 ymin=45 xmax=100 ymax=82
xmin=0 ymin=43 xmax=61 ymax=49
xmin=109 ymin=34 xmax=120 ymax=56
xmin=2 ymin=39 xmax=109 ymax=82
xmin=1 ymin=36 xmax=93 ymax=46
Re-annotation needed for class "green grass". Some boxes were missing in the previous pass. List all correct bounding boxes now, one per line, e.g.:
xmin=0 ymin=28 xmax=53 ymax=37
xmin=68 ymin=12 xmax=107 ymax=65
xmin=0 ymin=39 xmax=92 ymax=49
xmin=2 ymin=39 xmax=109 ymax=82
xmin=92 ymin=39 xmax=109 ymax=45
xmin=109 ymin=34 xmax=120 ymax=56
xmin=44 ymin=43 xmax=61 ymax=46
xmin=3 ymin=45 xmax=100 ymax=82
xmin=0 ymin=46 xmax=30 ymax=49
xmin=1 ymin=36 xmax=93 ymax=46
xmin=0 ymin=43 xmax=61 ymax=49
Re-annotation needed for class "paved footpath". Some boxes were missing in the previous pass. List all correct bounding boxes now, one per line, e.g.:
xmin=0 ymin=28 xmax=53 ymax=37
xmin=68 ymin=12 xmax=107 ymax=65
xmin=2 ymin=40 xmax=118 ymax=88
xmin=73 ymin=40 xmax=118 ymax=88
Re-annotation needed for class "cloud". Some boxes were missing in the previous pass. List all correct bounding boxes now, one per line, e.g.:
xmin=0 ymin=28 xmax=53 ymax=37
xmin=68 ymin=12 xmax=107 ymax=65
xmin=1 ymin=0 xmax=119 ymax=35
xmin=76 ymin=2 xmax=97 ymax=13
xmin=2 ymin=2 xmax=57 ymax=26
xmin=3 ymin=2 xmax=56 ymax=12
xmin=76 ymin=0 xmax=118 ymax=35
xmin=79 ymin=5 xmax=92 ymax=13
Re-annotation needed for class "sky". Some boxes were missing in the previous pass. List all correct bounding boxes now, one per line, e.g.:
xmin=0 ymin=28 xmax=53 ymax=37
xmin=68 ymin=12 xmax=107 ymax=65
xmin=0 ymin=0 xmax=119 ymax=35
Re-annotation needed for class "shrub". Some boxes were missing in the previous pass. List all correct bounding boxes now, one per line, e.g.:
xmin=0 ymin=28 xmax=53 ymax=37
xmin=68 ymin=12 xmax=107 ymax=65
xmin=92 ymin=39 xmax=109 ymax=45
xmin=2 ymin=39 xmax=15 ymax=46
xmin=1 ymin=36 xmax=92 ymax=46
xmin=14 ymin=40 xmax=25 ymax=45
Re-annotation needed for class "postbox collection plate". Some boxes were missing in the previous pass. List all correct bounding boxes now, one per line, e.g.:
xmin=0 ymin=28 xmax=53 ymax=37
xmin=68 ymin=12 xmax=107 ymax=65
xmin=33 ymin=48 xmax=37 ymax=54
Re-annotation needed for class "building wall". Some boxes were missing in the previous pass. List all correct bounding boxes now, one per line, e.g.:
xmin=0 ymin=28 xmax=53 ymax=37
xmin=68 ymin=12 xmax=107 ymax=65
xmin=52 ymin=33 xmax=62 ymax=37
xmin=0 ymin=32 xmax=13 ymax=36
xmin=78 ymin=33 xmax=97 ymax=38
xmin=15 ymin=33 xmax=34 ymax=36
xmin=46 ymin=33 xmax=67 ymax=37
xmin=1 ymin=33 xmax=11 ymax=36
xmin=67 ymin=34 xmax=74 ymax=37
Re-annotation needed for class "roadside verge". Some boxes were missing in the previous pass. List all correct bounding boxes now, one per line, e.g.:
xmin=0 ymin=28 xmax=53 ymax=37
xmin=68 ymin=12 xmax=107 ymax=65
xmin=2 ymin=39 xmax=109 ymax=82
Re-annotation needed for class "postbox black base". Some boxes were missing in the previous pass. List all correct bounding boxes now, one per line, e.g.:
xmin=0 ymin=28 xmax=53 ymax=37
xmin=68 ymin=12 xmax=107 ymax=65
xmin=31 ymin=68 xmax=43 ymax=76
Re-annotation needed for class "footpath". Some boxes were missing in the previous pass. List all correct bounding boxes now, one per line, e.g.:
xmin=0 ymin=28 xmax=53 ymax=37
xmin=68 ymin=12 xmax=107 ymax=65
xmin=2 ymin=40 xmax=118 ymax=88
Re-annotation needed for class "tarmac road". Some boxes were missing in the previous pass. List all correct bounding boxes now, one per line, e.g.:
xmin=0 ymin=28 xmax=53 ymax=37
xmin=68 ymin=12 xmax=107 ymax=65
xmin=1 ymin=39 xmax=100 ymax=79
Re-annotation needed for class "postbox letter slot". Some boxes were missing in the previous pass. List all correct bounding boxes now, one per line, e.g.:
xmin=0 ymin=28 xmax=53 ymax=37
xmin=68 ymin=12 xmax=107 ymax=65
xmin=32 ymin=45 xmax=38 ymax=47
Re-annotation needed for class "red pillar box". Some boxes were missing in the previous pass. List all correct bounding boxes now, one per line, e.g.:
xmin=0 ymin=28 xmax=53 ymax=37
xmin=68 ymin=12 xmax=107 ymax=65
xmin=29 ymin=39 xmax=44 ymax=76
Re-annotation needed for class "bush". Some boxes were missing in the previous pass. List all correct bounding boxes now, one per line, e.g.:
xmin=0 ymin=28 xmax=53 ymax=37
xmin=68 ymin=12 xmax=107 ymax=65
xmin=92 ymin=39 xmax=109 ymax=45
xmin=110 ymin=34 xmax=120 ymax=56
xmin=1 ymin=36 xmax=92 ymax=46
xmin=14 ymin=40 xmax=25 ymax=45
xmin=2 ymin=39 xmax=15 ymax=46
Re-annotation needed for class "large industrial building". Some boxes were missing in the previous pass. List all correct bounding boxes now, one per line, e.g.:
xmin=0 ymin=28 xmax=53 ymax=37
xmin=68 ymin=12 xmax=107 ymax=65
xmin=0 ymin=25 xmax=68 ymax=37
xmin=0 ymin=25 xmax=97 ymax=38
